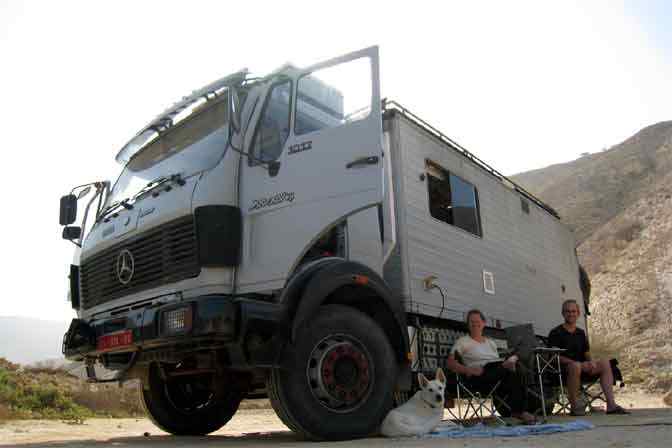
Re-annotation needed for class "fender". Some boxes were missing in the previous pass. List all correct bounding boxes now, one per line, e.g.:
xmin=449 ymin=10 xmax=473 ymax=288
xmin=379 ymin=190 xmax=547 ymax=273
xmin=277 ymin=257 xmax=344 ymax=313
xmin=287 ymin=260 xmax=409 ymax=364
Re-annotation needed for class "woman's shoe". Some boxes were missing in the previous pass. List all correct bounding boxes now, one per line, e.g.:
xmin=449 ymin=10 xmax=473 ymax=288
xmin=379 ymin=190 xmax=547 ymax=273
xmin=513 ymin=411 xmax=537 ymax=425
xmin=606 ymin=405 xmax=630 ymax=415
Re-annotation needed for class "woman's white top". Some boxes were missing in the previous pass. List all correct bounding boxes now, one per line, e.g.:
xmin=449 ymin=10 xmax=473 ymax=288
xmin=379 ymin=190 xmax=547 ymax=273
xmin=450 ymin=335 xmax=502 ymax=368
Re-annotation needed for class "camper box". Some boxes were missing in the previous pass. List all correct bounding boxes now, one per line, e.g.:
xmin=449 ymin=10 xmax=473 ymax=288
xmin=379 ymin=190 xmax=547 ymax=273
xmin=381 ymin=102 xmax=582 ymax=341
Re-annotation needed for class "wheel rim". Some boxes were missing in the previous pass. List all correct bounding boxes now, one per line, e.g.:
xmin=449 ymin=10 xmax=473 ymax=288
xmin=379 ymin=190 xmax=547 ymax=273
xmin=306 ymin=334 xmax=374 ymax=413
xmin=163 ymin=375 xmax=215 ymax=414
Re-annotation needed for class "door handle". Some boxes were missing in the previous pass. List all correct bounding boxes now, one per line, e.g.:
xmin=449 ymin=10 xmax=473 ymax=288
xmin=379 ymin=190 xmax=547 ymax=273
xmin=346 ymin=155 xmax=379 ymax=169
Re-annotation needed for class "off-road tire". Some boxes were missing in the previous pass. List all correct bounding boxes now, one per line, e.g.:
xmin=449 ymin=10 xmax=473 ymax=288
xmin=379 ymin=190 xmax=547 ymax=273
xmin=141 ymin=363 xmax=244 ymax=436
xmin=267 ymin=304 xmax=397 ymax=441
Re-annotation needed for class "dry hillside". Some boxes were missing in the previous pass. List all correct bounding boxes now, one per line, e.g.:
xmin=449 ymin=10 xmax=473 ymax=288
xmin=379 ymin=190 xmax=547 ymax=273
xmin=514 ymin=121 xmax=672 ymax=244
xmin=0 ymin=357 xmax=143 ymax=420
xmin=513 ymin=120 xmax=672 ymax=392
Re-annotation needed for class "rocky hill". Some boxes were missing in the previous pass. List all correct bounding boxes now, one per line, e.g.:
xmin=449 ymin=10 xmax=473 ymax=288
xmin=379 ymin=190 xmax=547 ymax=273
xmin=512 ymin=120 xmax=672 ymax=392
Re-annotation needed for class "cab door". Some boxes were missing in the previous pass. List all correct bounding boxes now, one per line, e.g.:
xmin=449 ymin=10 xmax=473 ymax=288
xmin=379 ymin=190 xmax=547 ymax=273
xmin=237 ymin=46 xmax=384 ymax=290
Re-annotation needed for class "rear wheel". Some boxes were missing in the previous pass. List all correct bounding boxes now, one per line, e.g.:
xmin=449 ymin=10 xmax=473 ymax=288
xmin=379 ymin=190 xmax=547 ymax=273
xmin=267 ymin=304 xmax=397 ymax=441
xmin=141 ymin=363 xmax=245 ymax=435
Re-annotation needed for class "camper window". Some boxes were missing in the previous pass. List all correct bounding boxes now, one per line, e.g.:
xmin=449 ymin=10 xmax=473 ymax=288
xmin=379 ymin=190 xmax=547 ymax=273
xmin=426 ymin=161 xmax=482 ymax=237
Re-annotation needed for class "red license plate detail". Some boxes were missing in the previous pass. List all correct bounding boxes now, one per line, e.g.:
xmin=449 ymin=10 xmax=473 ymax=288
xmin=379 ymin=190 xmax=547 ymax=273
xmin=97 ymin=330 xmax=133 ymax=351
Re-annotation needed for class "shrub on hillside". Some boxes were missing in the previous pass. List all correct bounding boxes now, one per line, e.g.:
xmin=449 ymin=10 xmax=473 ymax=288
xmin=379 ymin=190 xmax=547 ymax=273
xmin=0 ymin=362 xmax=91 ymax=421
xmin=71 ymin=383 xmax=143 ymax=417
xmin=0 ymin=357 xmax=143 ymax=420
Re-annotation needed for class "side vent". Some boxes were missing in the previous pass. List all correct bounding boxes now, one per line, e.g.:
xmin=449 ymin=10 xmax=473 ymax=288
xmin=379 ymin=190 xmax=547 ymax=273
xmin=195 ymin=205 xmax=242 ymax=267
xmin=483 ymin=270 xmax=495 ymax=295
xmin=69 ymin=264 xmax=80 ymax=309
xmin=521 ymin=198 xmax=530 ymax=214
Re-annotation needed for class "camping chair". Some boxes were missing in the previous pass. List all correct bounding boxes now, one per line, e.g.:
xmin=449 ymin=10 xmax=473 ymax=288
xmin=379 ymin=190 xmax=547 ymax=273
xmin=546 ymin=359 xmax=624 ymax=415
xmin=553 ymin=372 xmax=608 ymax=415
xmin=445 ymin=355 xmax=508 ymax=425
xmin=552 ymin=376 xmax=599 ymax=415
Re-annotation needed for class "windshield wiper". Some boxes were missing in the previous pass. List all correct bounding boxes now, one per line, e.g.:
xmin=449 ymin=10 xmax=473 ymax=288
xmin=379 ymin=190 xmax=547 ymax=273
xmin=98 ymin=199 xmax=133 ymax=222
xmin=131 ymin=173 xmax=185 ymax=202
xmin=98 ymin=174 xmax=185 ymax=223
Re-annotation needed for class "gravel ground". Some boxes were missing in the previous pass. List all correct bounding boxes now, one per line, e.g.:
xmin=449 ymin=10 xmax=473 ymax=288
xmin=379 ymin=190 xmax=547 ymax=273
xmin=1 ymin=391 xmax=670 ymax=447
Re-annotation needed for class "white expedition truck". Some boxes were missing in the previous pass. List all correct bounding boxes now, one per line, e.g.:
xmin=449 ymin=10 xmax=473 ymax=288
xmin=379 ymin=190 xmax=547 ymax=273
xmin=59 ymin=47 xmax=590 ymax=440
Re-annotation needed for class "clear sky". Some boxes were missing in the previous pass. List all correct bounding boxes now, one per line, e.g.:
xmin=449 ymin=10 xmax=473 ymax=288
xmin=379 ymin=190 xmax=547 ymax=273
xmin=0 ymin=1 xmax=670 ymax=322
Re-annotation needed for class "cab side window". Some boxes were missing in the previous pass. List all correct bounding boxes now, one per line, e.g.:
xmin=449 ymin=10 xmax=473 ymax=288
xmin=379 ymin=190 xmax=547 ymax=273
xmin=250 ymin=80 xmax=292 ymax=164
xmin=295 ymin=57 xmax=371 ymax=136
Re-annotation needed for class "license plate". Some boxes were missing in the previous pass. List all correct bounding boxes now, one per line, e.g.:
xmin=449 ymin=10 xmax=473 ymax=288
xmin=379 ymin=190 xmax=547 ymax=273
xmin=97 ymin=330 xmax=133 ymax=351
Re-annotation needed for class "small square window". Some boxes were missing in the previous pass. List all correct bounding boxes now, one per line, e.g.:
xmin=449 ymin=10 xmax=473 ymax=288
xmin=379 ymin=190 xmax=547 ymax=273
xmin=521 ymin=198 xmax=530 ymax=214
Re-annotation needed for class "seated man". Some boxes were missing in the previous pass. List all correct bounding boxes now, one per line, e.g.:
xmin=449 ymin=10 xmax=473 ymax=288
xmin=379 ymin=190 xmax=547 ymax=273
xmin=446 ymin=309 xmax=536 ymax=424
xmin=548 ymin=299 xmax=628 ymax=415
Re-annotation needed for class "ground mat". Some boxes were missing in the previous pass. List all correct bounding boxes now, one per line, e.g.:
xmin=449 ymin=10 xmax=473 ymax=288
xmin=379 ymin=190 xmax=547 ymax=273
xmin=427 ymin=420 xmax=594 ymax=438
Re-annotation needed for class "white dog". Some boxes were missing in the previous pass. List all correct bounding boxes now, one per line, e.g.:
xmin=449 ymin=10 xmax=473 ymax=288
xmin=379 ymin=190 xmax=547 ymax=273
xmin=380 ymin=367 xmax=454 ymax=437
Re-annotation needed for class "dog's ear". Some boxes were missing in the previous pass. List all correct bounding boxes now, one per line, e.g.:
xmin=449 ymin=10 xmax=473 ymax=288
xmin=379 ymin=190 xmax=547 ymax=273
xmin=418 ymin=373 xmax=429 ymax=388
xmin=436 ymin=367 xmax=446 ymax=385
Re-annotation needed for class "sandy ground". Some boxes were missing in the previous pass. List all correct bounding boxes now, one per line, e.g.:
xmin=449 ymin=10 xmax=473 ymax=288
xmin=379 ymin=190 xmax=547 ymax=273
xmin=1 ymin=391 xmax=670 ymax=447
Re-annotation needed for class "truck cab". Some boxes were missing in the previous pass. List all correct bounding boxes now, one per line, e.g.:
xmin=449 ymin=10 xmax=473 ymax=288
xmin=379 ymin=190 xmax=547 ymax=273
xmin=60 ymin=47 xmax=409 ymax=440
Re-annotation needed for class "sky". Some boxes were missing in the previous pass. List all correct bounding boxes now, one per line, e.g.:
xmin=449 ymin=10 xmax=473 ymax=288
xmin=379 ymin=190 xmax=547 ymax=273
xmin=0 ymin=0 xmax=670 ymax=322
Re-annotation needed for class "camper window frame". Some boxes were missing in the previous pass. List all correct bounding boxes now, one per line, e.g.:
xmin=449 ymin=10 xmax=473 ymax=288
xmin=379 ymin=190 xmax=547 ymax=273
xmin=425 ymin=159 xmax=483 ymax=238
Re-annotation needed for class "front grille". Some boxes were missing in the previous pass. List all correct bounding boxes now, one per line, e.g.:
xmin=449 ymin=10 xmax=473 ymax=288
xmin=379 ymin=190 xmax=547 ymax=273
xmin=80 ymin=216 xmax=200 ymax=309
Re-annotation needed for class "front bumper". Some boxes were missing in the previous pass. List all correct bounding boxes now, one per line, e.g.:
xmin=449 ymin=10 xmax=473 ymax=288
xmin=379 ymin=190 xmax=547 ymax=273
xmin=62 ymin=295 xmax=287 ymax=370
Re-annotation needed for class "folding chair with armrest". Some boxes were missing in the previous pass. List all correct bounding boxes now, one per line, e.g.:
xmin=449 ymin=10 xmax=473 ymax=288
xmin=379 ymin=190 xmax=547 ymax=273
xmin=444 ymin=354 xmax=508 ymax=425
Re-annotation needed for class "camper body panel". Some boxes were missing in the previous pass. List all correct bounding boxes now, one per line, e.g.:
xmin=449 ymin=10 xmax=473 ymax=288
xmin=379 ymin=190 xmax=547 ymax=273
xmin=384 ymin=112 xmax=582 ymax=336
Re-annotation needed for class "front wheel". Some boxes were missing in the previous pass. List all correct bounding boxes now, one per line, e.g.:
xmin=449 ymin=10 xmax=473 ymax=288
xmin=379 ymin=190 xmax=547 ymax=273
xmin=267 ymin=304 xmax=398 ymax=441
xmin=141 ymin=363 xmax=245 ymax=435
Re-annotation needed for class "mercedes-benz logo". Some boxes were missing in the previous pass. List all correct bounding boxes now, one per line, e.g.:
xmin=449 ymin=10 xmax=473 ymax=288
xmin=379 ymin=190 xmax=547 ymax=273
xmin=116 ymin=249 xmax=135 ymax=285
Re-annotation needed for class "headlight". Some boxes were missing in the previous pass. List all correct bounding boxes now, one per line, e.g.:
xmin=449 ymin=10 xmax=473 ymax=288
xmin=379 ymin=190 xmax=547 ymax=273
xmin=162 ymin=306 xmax=193 ymax=335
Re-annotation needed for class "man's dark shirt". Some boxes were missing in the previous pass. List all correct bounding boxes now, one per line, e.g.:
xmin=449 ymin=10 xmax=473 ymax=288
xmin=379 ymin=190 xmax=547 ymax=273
xmin=548 ymin=325 xmax=589 ymax=362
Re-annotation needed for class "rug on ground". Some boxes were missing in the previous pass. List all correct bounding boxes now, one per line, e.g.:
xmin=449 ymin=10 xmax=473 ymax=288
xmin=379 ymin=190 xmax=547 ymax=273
xmin=427 ymin=420 xmax=594 ymax=438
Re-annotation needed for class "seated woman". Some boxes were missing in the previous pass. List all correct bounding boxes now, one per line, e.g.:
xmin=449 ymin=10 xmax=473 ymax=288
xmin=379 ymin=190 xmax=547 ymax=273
xmin=446 ymin=309 xmax=536 ymax=424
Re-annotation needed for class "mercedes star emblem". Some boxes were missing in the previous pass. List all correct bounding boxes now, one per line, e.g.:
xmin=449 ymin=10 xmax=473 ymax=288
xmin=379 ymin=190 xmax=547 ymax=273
xmin=116 ymin=249 xmax=135 ymax=285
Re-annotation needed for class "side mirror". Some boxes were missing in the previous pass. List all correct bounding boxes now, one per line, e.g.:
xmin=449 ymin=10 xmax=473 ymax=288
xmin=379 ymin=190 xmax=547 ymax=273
xmin=62 ymin=226 xmax=82 ymax=240
xmin=60 ymin=194 xmax=77 ymax=225
xmin=230 ymin=89 xmax=241 ymax=133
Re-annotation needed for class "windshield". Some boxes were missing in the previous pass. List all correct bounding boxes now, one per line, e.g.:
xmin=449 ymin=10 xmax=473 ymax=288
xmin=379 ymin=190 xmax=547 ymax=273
xmin=107 ymin=95 xmax=229 ymax=207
